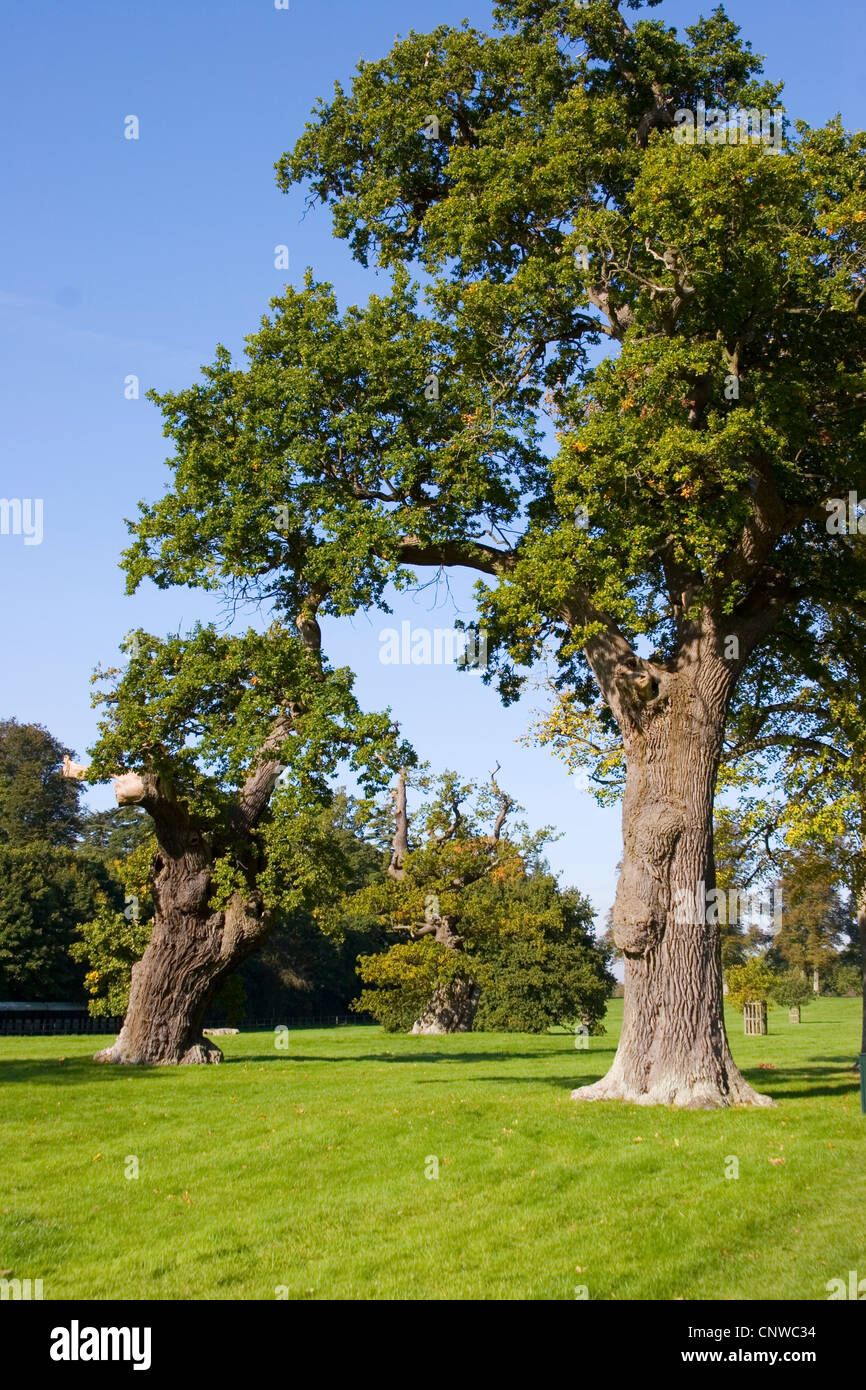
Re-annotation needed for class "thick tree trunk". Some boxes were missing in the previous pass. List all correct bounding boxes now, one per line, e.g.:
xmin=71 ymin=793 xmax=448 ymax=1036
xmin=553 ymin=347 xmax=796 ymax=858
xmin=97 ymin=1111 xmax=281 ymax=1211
xmin=95 ymin=841 xmax=271 ymax=1065
xmin=408 ymin=912 xmax=480 ymax=1034
xmin=411 ymin=978 xmax=481 ymax=1034
xmin=573 ymin=659 xmax=772 ymax=1108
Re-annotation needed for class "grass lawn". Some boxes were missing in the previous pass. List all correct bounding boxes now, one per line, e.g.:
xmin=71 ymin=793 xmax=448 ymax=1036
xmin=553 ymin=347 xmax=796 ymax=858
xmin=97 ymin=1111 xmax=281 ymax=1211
xmin=0 ymin=998 xmax=862 ymax=1300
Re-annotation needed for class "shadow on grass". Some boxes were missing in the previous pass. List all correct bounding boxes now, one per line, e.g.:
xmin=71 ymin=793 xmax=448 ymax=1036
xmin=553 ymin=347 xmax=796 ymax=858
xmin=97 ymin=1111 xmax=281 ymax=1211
xmin=409 ymin=1072 xmax=606 ymax=1090
xmin=0 ymin=1056 xmax=167 ymax=1085
xmin=230 ymin=1050 xmax=564 ymax=1067
xmin=0 ymin=1048 xmax=573 ymax=1085
xmin=4 ymin=1052 xmax=851 ymax=1103
xmin=741 ymin=1064 xmax=861 ymax=1101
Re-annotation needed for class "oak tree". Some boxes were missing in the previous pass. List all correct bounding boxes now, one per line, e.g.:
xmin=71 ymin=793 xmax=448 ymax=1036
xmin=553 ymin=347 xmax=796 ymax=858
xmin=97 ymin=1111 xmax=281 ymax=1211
xmin=75 ymin=624 xmax=406 ymax=1063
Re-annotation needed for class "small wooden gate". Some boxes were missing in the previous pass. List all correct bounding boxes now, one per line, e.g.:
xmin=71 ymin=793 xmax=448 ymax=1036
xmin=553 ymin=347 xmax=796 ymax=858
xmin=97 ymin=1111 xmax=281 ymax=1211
xmin=744 ymin=1000 xmax=768 ymax=1035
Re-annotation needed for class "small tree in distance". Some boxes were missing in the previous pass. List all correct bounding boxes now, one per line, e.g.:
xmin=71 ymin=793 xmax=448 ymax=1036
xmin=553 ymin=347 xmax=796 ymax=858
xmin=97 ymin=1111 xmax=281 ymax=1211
xmin=725 ymin=958 xmax=778 ymax=1015
xmin=344 ymin=767 xmax=613 ymax=1033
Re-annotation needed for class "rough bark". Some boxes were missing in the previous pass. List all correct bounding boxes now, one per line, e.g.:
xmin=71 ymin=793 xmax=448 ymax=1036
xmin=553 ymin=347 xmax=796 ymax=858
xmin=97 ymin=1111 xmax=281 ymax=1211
xmin=411 ymin=978 xmax=481 ymax=1034
xmin=405 ymin=910 xmax=482 ymax=1035
xmin=572 ymin=653 xmax=772 ymax=1108
xmin=95 ymin=840 xmax=272 ymax=1066
xmin=93 ymin=771 xmax=275 ymax=1066
xmin=388 ymin=772 xmax=409 ymax=880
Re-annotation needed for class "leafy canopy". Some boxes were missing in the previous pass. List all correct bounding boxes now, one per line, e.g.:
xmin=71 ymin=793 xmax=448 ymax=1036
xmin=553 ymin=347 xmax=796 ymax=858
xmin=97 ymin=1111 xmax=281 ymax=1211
xmin=124 ymin=1 xmax=866 ymax=725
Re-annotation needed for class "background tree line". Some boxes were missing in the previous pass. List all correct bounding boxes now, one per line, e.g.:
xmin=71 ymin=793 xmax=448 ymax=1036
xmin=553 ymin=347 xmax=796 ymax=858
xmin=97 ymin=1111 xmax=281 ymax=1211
xmin=0 ymin=716 xmax=615 ymax=1033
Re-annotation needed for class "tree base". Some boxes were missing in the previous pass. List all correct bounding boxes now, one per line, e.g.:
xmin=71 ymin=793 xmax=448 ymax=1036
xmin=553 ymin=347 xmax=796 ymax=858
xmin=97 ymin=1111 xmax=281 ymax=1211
xmin=410 ymin=979 xmax=480 ymax=1034
xmin=570 ymin=1066 xmax=773 ymax=1109
xmin=94 ymin=1035 xmax=224 ymax=1066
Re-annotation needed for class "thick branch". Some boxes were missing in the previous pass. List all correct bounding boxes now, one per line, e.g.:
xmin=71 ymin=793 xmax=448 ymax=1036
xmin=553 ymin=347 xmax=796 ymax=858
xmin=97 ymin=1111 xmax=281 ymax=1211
xmin=388 ymin=772 xmax=409 ymax=880
xmin=234 ymin=709 xmax=298 ymax=833
xmin=394 ymin=536 xmax=515 ymax=576
xmin=489 ymin=762 xmax=514 ymax=840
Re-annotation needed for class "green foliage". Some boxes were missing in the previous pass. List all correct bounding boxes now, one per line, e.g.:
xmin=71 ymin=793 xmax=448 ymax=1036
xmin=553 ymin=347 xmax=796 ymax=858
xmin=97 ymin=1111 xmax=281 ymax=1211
xmin=90 ymin=625 xmax=406 ymax=832
xmin=523 ymin=686 xmax=624 ymax=807
xmin=827 ymin=962 xmax=862 ymax=997
xmin=723 ymin=609 xmax=865 ymax=983
xmin=0 ymin=844 xmax=119 ymax=1001
xmin=770 ymin=970 xmax=814 ymax=1010
xmin=353 ymin=940 xmax=465 ymax=1032
xmin=240 ymin=906 xmax=391 ymax=1020
xmin=78 ymin=3 xmax=866 ymax=1057
xmin=69 ymin=905 xmax=152 ymax=1017
xmin=77 ymin=806 xmax=153 ymax=861
xmin=87 ymin=624 xmax=409 ymax=928
xmin=343 ymin=769 xmax=613 ymax=1032
xmin=0 ymin=720 xmax=82 ymax=849
xmin=725 ymin=958 xmax=778 ymax=1013
xmin=70 ymin=832 xmax=156 ymax=1016
xmin=118 ymin=4 xmax=866 ymax=718
xmin=769 ymin=852 xmax=849 ymax=977
xmin=475 ymin=933 xmax=612 ymax=1033
xmin=70 ymin=789 xmax=391 ymax=1021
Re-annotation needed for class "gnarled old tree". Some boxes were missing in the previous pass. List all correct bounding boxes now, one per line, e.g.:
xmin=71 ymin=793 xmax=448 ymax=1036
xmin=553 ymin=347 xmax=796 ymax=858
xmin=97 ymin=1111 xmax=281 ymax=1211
xmin=386 ymin=770 xmax=483 ymax=1034
xmin=336 ymin=766 xmax=612 ymax=1033
xmin=348 ymin=766 xmax=522 ymax=1033
xmin=69 ymin=623 xmax=406 ymax=1064
xmin=125 ymin=1 xmax=866 ymax=1102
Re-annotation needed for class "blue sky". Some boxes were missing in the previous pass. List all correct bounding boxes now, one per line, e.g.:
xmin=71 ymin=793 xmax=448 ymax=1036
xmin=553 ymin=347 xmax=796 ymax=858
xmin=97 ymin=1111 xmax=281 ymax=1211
xmin=1 ymin=0 xmax=863 ymax=928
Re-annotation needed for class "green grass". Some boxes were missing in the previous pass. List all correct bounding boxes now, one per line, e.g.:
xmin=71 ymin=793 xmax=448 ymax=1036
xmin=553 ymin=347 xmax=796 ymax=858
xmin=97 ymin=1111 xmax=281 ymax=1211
xmin=0 ymin=998 xmax=863 ymax=1300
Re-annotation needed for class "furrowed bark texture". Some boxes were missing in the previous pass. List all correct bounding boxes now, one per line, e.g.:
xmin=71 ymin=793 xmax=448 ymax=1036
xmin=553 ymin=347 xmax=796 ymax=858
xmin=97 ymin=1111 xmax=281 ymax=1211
xmin=411 ymin=979 xmax=482 ymax=1034
xmin=95 ymin=841 xmax=272 ymax=1066
xmin=94 ymin=769 xmax=277 ymax=1066
xmin=572 ymin=655 xmax=772 ymax=1108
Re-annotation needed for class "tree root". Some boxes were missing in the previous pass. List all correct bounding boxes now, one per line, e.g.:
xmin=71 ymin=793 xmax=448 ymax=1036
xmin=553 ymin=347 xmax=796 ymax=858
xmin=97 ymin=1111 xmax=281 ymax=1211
xmin=93 ymin=1035 xmax=224 ymax=1066
xmin=571 ymin=1064 xmax=774 ymax=1109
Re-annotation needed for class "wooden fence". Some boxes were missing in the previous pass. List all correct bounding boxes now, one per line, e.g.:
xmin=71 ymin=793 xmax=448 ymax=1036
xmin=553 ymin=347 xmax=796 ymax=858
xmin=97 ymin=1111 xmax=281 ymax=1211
xmin=0 ymin=1011 xmax=373 ymax=1036
xmin=743 ymin=1000 xmax=768 ymax=1035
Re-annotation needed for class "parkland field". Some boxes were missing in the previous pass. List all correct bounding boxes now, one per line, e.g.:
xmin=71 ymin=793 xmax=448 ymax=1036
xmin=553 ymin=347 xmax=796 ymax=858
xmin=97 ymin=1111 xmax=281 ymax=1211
xmin=0 ymin=999 xmax=862 ymax=1301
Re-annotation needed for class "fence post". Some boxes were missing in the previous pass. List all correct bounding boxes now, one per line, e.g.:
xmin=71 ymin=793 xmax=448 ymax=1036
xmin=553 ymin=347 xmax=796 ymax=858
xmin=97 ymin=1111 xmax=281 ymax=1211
xmin=744 ymin=1000 xmax=768 ymax=1036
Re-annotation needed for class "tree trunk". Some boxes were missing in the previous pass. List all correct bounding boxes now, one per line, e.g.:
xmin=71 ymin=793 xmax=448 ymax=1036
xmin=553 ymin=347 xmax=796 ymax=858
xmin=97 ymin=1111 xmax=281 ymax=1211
xmin=411 ymin=978 xmax=481 ymax=1034
xmin=572 ymin=659 xmax=772 ymax=1109
xmin=95 ymin=840 xmax=271 ymax=1065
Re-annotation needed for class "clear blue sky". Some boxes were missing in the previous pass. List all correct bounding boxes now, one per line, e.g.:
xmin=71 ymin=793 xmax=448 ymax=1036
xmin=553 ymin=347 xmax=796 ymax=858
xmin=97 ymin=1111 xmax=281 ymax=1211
xmin=1 ymin=0 xmax=863 ymax=929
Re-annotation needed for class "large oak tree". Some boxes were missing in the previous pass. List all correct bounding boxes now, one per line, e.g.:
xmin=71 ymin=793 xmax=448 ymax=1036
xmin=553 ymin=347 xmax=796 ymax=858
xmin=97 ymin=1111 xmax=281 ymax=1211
xmin=75 ymin=624 xmax=406 ymax=1064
